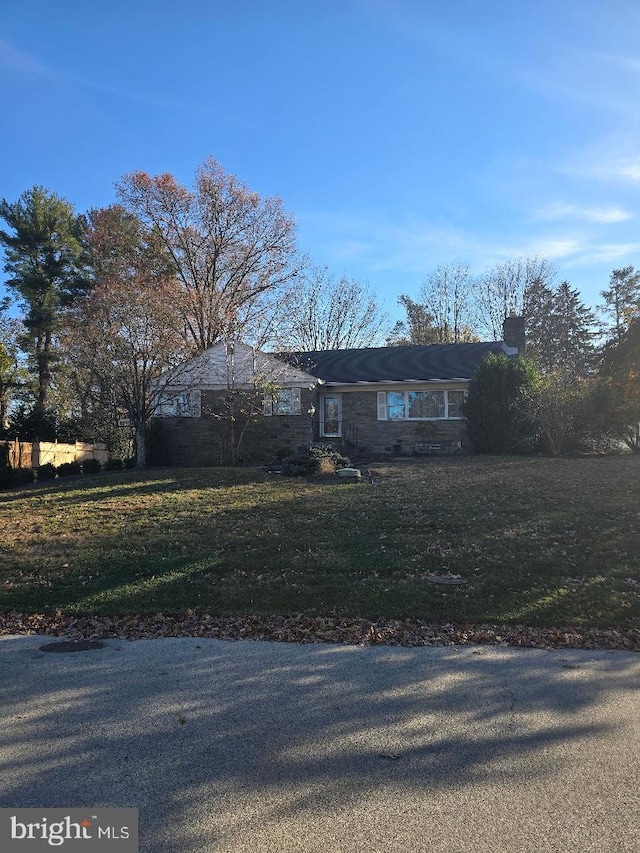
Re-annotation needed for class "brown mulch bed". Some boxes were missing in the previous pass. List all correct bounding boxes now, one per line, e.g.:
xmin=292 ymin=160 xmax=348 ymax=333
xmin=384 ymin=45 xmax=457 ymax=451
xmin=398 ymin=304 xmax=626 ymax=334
xmin=1 ymin=611 xmax=638 ymax=651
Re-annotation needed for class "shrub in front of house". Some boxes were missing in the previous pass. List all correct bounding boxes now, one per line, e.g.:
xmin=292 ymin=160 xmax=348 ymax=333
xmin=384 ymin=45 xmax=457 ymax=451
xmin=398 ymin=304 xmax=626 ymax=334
xmin=104 ymin=458 xmax=125 ymax=471
xmin=82 ymin=458 xmax=102 ymax=474
xmin=281 ymin=444 xmax=350 ymax=477
xmin=465 ymin=354 xmax=541 ymax=454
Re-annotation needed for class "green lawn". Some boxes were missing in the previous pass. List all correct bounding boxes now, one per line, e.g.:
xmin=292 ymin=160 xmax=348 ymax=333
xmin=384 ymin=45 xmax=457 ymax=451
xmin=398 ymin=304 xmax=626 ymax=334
xmin=1 ymin=456 xmax=639 ymax=628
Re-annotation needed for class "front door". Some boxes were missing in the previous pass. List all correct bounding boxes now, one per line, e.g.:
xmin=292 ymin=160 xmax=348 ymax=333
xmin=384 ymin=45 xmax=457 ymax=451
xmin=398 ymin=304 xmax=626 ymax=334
xmin=321 ymin=394 xmax=342 ymax=437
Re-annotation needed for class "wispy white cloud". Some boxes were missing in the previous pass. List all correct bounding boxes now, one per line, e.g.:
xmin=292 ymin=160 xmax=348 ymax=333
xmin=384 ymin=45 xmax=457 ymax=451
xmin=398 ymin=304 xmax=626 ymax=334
xmin=301 ymin=208 xmax=487 ymax=276
xmin=582 ymin=161 xmax=640 ymax=182
xmin=0 ymin=36 xmax=188 ymax=112
xmin=0 ymin=37 xmax=59 ymax=80
xmin=300 ymin=203 xmax=640 ymax=314
xmin=534 ymin=203 xmax=632 ymax=224
xmin=559 ymin=145 xmax=640 ymax=184
xmin=518 ymin=41 xmax=640 ymax=123
xmin=516 ymin=238 xmax=583 ymax=260
xmin=596 ymin=52 xmax=640 ymax=74
xmin=301 ymin=209 xmax=588 ymax=278
xmin=566 ymin=242 xmax=640 ymax=266
xmin=616 ymin=163 xmax=640 ymax=180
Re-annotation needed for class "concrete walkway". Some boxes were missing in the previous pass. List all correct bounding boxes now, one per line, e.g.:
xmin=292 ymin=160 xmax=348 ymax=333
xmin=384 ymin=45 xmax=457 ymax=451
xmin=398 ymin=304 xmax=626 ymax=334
xmin=1 ymin=635 xmax=638 ymax=852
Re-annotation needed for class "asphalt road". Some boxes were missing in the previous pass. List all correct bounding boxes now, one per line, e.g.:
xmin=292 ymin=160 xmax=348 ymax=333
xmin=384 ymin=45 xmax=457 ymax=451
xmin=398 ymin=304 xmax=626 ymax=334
xmin=1 ymin=634 xmax=638 ymax=852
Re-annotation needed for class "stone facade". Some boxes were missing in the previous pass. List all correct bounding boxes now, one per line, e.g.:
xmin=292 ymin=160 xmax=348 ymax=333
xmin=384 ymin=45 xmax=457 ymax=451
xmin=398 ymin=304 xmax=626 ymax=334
xmin=150 ymin=338 xmax=507 ymax=465
xmin=151 ymin=387 xmax=316 ymax=466
xmin=152 ymin=383 xmax=471 ymax=465
xmin=332 ymin=386 xmax=468 ymax=456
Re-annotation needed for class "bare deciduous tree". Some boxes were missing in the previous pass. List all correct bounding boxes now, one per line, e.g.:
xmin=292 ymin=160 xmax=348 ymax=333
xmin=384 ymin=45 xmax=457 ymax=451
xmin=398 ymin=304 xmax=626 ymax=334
xmin=278 ymin=265 xmax=389 ymax=351
xmin=65 ymin=277 xmax=186 ymax=466
xmin=389 ymin=263 xmax=478 ymax=345
xmin=116 ymin=158 xmax=299 ymax=352
xmin=476 ymin=256 xmax=556 ymax=340
xmin=419 ymin=262 xmax=479 ymax=343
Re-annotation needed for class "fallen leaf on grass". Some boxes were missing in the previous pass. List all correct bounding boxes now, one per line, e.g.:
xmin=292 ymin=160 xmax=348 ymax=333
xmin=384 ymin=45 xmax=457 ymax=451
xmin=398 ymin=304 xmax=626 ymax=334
xmin=0 ymin=612 xmax=638 ymax=651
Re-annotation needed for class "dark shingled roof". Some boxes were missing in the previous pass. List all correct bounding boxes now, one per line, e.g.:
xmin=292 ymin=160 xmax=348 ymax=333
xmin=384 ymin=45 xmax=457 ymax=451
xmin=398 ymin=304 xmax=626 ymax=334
xmin=282 ymin=341 xmax=508 ymax=384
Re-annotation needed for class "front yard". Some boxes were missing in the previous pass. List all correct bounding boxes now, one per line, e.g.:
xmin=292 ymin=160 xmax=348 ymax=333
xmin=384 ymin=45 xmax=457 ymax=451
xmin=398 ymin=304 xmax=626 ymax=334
xmin=1 ymin=456 xmax=639 ymax=645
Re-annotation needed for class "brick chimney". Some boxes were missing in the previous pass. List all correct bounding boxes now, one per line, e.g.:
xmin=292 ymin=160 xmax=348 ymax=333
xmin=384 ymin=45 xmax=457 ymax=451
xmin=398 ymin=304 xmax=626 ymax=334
xmin=502 ymin=316 xmax=525 ymax=355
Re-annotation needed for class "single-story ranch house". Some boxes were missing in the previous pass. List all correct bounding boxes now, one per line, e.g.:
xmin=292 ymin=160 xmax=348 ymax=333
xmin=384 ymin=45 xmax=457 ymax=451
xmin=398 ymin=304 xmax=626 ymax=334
xmin=152 ymin=317 xmax=525 ymax=465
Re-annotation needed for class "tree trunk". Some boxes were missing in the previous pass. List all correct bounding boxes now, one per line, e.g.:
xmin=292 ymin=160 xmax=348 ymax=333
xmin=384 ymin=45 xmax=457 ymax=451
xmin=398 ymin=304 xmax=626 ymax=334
xmin=0 ymin=383 xmax=8 ymax=431
xmin=37 ymin=331 xmax=52 ymax=409
xmin=135 ymin=425 xmax=147 ymax=467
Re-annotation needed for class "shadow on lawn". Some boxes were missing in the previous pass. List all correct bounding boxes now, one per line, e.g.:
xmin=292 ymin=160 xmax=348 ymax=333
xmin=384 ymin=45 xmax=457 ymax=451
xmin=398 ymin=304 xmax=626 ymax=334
xmin=2 ymin=468 xmax=639 ymax=627
xmin=0 ymin=468 xmax=270 ymax=506
xmin=3 ymin=457 xmax=640 ymax=627
xmin=0 ymin=636 xmax=637 ymax=851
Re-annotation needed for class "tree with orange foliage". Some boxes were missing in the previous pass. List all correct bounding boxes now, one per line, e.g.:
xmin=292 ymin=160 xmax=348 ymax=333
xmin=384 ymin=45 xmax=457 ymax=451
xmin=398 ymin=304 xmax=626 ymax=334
xmin=63 ymin=206 xmax=187 ymax=466
xmin=116 ymin=158 xmax=298 ymax=351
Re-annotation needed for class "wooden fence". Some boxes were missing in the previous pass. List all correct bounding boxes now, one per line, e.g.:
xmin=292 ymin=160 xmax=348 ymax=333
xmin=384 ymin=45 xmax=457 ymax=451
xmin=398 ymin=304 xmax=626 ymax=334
xmin=0 ymin=439 xmax=109 ymax=469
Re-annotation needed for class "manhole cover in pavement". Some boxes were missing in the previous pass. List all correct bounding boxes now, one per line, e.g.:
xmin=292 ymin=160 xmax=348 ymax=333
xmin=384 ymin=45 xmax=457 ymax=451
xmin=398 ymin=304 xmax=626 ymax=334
xmin=39 ymin=640 xmax=105 ymax=653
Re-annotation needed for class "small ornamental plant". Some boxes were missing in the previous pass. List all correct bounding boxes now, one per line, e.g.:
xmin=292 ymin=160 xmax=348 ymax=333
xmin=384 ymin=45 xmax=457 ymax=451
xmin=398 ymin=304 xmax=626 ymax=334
xmin=281 ymin=444 xmax=350 ymax=477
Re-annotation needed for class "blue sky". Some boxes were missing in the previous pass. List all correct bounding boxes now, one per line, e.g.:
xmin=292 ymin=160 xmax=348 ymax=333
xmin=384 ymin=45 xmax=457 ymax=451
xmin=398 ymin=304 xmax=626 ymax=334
xmin=2 ymin=0 xmax=640 ymax=325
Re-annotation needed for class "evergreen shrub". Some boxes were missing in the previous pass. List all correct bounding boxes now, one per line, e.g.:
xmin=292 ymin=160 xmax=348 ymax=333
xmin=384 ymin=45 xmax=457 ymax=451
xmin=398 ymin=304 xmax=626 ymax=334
xmin=36 ymin=463 xmax=57 ymax=481
xmin=281 ymin=444 xmax=350 ymax=476
xmin=56 ymin=461 xmax=83 ymax=477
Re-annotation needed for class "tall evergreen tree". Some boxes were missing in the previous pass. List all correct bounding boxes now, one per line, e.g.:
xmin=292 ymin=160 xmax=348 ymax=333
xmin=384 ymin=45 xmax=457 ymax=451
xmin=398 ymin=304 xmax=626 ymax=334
xmin=599 ymin=265 xmax=640 ymax=341
xmin=0 ymin=186 xmax=90 ymax=408
xmin=551 ymin=281 xmax=597 ymax=376
xmin=523 ymin=277 xmax=556 ymax=369
xmin=524 ymin=279 xmax=596 ymax=376
xmin=598 ymin=317 xmax=640 ymax=452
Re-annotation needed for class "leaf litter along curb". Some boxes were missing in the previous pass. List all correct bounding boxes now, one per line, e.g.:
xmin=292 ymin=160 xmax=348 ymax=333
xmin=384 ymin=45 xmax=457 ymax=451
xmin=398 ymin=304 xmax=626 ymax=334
xmin=1 ymin=611 xmax=638 ymax=651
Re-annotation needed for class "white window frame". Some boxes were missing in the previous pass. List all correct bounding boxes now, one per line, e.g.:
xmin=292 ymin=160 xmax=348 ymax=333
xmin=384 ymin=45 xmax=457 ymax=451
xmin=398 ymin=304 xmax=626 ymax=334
xmin=157 ymin=391 xmax=198 ymax=417
xmin=377 ymin=389 xmax=466 ymax=421
xmin=264 ymin=387 xmax=302 ymax=416
xmin=408 ymin=390 xmax=445 ymax=419
xmin=446 ymin=389 xmax=466 ymax=419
